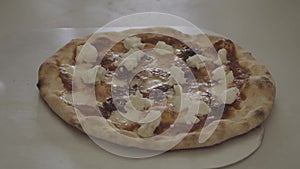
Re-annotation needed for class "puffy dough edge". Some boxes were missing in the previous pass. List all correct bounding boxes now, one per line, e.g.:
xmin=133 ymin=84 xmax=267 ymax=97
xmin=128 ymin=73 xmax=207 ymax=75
xmin=37 ymin=27 xmax=276 ymax=151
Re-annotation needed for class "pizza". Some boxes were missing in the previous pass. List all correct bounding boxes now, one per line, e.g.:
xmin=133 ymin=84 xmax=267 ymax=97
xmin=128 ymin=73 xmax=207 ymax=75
xmin=37 ymin=27 xmax=276 ymax=150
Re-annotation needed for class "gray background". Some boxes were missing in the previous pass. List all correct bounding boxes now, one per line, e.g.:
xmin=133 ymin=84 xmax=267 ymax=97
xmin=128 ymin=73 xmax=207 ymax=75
xmin=0 ymin=0 xmax=299 ymax=168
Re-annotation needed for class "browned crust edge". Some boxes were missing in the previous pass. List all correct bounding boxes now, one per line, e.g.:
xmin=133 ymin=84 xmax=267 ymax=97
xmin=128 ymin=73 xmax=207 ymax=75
xmin=37 ymin=27 xmax=276 ymax=150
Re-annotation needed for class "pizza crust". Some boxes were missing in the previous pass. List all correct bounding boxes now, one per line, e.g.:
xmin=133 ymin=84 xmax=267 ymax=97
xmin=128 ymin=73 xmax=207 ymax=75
xmin=37 ymin=27 xmax=275 ymax=150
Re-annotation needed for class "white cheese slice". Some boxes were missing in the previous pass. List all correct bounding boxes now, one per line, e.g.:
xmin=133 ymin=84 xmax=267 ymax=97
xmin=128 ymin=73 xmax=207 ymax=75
xmin=186 ymin=54 xmax=208 ymax=70
xmin=167 ymin=76 xmax=177 ymax=86
xmin=170 ymin=66 xmax=186 ymax=84
xmin=137 ymin=116 xmax=161 ymax=137
xmin=113 ymin=48 xmax=138 ymax=67
xmin=127 ymin=90 xmax=152 ymax=111
xmin=213 ymin=58 xmax=222 ymax=66
xmin=226 ymin=71 xmax=234 ymax=84
xmin=198 ymin=100 xmax=210 ymax=115
xmin=76 ymin=43 xmax=98 ymax=63
xmin=169 ymin=85 xmax=201 ymax=124
xmin=212 ymin=65 xmax=226 ymax=81
xmin=80 ymin=65 xmax=107 ymax=84
xmin=121 ymin=48 xmax=139 ymax=58
xmin=181 ymin=95 xmax=200 ymax=124
xmin=154 ymin=41 xmax=174 ymax=55
xmin=183 ymin=115 xmax=200 ymax=125
xmin=123 ymin=90 xmax=153 ymax=122
xmin=139 ymin=110 xmax=162 ymax=124
xmin=123 ymin=36 xmax=145 ymax=50
xmin=109 ymin=111 xmax=134 ymax=126
xmin=172 ymin=84 xmax=183 ymax=112
xmin=122 ymin=50 xmax=145 ymax=71
xmin=214 ymin=48 xmax=229 ymax=65
xmin=225 ymin=87 xmax=240 ymax=104
xmin=218 ymin=48 xmax=228 ymax=64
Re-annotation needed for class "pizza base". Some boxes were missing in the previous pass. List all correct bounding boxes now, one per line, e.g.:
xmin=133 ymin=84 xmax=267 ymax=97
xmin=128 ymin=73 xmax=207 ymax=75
xmin=37 ymin=27 xmax=275 ymax=150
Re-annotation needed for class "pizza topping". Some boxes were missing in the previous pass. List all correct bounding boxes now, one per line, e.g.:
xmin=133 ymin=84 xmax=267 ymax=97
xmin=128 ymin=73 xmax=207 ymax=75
xmin=218 ymin=48 xmax=228 ymax=64
xmin=186 ymin=54 xmax=209 ymax=70
xmin=225 ymin=87 xmax=240 ymax=104
xmin=170 ymin=66 xmax=186 ymax=84
xmin=137 ymin=115 xmax=161 ymax=137
xmin=125 ymin=90 xmax=153 ymax=112
xmin=80 ymin=65 xmax=107 ymax=84
xmin=109 ymin=111 xmax=139 ymax=131
xmin=76 ymin=43 xmax=98 ymax=63
xmin=154 ymin=41 xmax=174 ymax=55
xmin=59 ymin=64 xmax=74 ymax=91
xmin=139 ymin=110 xmax=162 ymax=123
xmin=176 ymin=46 xmax=197 ymax=61
xmin=119 ymin=48 xmax=138 ymax=59
xmin=120 ymin=50 xmax=145 ymax=71
xmin=101 ymin=97 xmax=117 ymax=113
xmin=123 ymin=36 xmax=145 ymax=50
xmin=169 ymin=84 xmax=183 ymax=112
xmin=180 ymin=97 xmax=201 ymax=125
xmin=70 ymin=35 xmax=246 ymax=134
xmin=60 ymin=64 xmax=75 ymax=75
xmin=226 ymin=71 xmax=234 ymax=84
xmin=212 ymin=65 xmax=226 ymax=81
xmin=197 ymin=100 xmax=210 ymax=115
xmin=167 ymin=84 xmax=203 ymax=125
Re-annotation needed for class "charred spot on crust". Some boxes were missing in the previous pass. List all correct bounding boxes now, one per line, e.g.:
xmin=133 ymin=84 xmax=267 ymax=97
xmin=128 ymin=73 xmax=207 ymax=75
xmin=98 ymin=107 xmax=113 ymax=119
xmin=102 ymin=98 xmax=117 ymax=112
xmin=256 ymin=76 xmax=273 ymax=89
xmin=254 ymin=109 xmax=265 ymax=120
xmin=177 ymin=47 xmax=197 ymax=61
xmin=36 ymin=79 xmax=43 ymax=89
xmin=99 ymin=97 xmax=127 ymax=118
